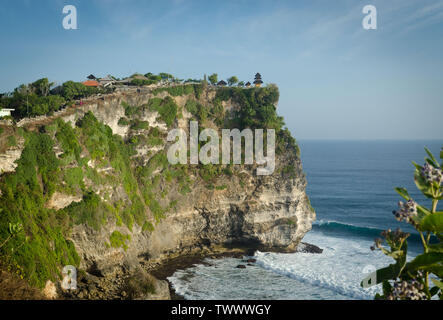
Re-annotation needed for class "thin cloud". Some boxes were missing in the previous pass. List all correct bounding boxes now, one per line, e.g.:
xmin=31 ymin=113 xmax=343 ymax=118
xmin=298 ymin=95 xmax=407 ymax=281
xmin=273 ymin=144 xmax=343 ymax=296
xmin=380 ymin=0 xmax=443 ymax=33
xmin=91 ymin=0 xmax=189 ymax=40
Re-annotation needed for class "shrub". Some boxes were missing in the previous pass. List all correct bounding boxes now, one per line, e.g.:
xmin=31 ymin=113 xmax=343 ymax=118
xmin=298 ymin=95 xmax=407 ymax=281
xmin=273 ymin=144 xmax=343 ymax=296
xmin=62 ymin=192 xmax=110 ymax=231
xmin=61 ymin=81 xmax=100 ymax=101
xmin=7 ymin=135 xmax=17 ymax=147
xmin=130 ymin=79 xmax=157 ymax=86
xmin=63 ymin=167 xmax=85 ymax=194
xmin=148 ymin=97 xmax=177 ymax=127
xmin=130 ymin=120 xmax=150 ymax=130
xmin=142 ymin=221 xmax=155 ymax=232
xmin=123 ymin=271 xmax=155 ymax=299
xmin=122 ymin=102 xmax=141 ymax=117
xmin=146 ymin=128 xmax=163 ymax=147
xmin=362 ymin=147 xmax=443 ymax=300
xmin=118 ymin=117 xmax=130 ymax=126
xmin=210 ymin=100 xmax=224 ymax=126
xmin=149 ymin=198 xmax=165 ymax=223
xmin=185 ymin=100 xmax=198 ymax=115
xmin=108 ymin=231 xmax=131 ymax=251
xmin=152 ymin=84 xmax=202 ymax=99
xmin=199 ymin=164 xmax=223 ymax=182
xmin=55 ymin=119 xmax=82 ymax=161
xmin=185 ymin=99 xmax=208 ymax=122
xmin=76 ymin=111 xmax=112 ymax=160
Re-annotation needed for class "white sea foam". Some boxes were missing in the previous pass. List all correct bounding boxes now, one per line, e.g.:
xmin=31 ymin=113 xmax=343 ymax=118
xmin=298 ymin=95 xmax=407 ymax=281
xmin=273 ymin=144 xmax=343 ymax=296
xmin=168 ymin=255 xmax=353 ymax=300
xmin=167 ymin=230 xmax=402 ymax=300
xmin=254 ymin=231 xmax=394 ymax=299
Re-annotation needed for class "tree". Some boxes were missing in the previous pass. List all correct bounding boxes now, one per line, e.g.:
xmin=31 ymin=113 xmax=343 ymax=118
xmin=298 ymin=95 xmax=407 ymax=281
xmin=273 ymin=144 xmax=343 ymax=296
xmin=31 ymin=78 xmax=54 ymax=97
xmin=61 ymin=81 xmax=82 ymax=100
xmin=202 ymin=74 xmax=208 ymax=90
xmin=14 ymin=84 xmax=32 ymax=117
xmin=159 ymin=73 xmax=174 ymax=81
xmin=208 ymin=73 xmax=218 ymax=85
xmin=238 ymin=81 xmax=245 ymax=87
xmin=61 ymin=81 xmax=97 ymax=101
xmin=142 ymin=73 xmax=162 ymax=83
xmin=227 ymin=76 xmax=238 ymax=86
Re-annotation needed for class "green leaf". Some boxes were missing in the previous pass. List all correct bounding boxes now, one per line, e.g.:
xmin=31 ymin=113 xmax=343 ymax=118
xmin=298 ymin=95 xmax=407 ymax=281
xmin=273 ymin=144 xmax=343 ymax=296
xmin=416 ymin=204 xmax=432 ymax=216
xmin=395 ymin=187 xmax=411 ymax=201
xmin=414 ymin=170 xmax=435 ymax=199
xmin=426 ymin=265 xmax=443 ymax=278
xmin=406 ymin=252 xmax=443 ymax=271
xmin=382 ymin=280 xmax=392 ymax=297
xmin=412 ymin=161 xmax=422 ymax=171
xmin=432 ymin=279 xmax=443 ymax=290
xmin=430 ymin=286 xmax=440 ymax=297
xmin=440 ymin=148 xmax=443 ymax=161
xmin=425 ymin=147 xmax=440 ymax=168
xmin=425 ymin=159 xmax=437 ymax=168
xmin=428 ymin=243 xmax=443 ymax=253
xmin=419 ymin=212 xmax=443 ymax=233
xmin=387 ymin=250 xmax=404 ymax=259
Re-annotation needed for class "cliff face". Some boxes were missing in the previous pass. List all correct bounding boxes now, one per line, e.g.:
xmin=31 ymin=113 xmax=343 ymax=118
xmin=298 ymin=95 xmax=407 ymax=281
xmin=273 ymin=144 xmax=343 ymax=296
xmin=0 ymin=84 xmax=315 ymax=299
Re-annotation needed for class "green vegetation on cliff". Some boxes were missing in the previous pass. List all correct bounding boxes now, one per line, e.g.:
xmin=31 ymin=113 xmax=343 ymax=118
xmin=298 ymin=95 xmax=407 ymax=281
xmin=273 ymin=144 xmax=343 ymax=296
xmin=0 ymin=130 xmax=80 ymax=287
xmin=107 ymin=231 xmax=131 ymax=251
xmin=152 ymin=84 xmax=203 ymax=99
xmin=147 ymin=96 xmax=178 ymax=126
xmin=0 ymin=83 xmax=301 ymax=289
xmin=0 ymin=78 xmax=109 ymax=120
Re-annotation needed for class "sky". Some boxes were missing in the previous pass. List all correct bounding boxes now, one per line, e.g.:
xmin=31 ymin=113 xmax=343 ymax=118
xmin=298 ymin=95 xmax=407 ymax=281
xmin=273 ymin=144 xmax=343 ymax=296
xmin=0 ymin=0 xmax=442 ymax=140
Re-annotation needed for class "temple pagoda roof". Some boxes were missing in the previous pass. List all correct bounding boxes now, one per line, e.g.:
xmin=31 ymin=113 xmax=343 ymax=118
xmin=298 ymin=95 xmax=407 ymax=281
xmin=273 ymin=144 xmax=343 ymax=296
xmin=253 ymin=73 xmax=263 ymax=84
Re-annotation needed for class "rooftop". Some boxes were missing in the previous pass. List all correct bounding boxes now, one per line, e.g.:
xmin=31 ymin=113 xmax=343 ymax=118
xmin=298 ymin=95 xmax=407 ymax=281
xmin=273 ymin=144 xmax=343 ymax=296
xmin=82 ymin=80 xmax=100 ymax=87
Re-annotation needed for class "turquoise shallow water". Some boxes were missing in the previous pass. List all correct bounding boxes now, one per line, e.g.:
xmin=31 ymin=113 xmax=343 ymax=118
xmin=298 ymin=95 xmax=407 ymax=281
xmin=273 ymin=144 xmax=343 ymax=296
xmin=168 ymin=140 xmax=443 ymax=300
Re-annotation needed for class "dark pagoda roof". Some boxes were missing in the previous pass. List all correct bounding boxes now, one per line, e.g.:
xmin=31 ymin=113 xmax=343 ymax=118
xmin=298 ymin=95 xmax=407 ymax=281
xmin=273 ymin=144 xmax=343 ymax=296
xmin=87 ymin=74 xmax=97 ymax=80
xmin=245 ymin=82 xmax=251 ymax=86
xmin=253 ymin=73 xmax=263 ymax=84
xmin=217 ymin=80 xmax=227 ymax=86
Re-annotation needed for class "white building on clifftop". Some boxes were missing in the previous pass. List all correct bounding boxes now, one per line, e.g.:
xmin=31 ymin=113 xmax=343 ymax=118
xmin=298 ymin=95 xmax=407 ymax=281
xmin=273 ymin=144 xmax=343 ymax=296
xmin=0 ymin=108 xmax=14 ymax=118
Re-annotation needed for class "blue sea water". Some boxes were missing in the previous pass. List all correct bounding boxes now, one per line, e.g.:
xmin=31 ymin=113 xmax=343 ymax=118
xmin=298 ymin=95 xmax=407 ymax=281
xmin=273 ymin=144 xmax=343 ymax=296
xmin=168 ymin=140 xmax=443 ymax=300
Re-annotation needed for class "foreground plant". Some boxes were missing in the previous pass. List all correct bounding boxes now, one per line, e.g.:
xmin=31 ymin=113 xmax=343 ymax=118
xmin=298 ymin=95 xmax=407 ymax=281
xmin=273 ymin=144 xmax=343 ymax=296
xmin=362 ymin=147 xmax=443 ymax=300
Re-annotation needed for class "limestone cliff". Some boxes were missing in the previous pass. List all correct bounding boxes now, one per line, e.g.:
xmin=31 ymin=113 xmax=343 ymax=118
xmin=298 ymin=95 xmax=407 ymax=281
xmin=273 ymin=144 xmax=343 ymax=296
xmin=0 ymin=84 xmax=315 ymax=299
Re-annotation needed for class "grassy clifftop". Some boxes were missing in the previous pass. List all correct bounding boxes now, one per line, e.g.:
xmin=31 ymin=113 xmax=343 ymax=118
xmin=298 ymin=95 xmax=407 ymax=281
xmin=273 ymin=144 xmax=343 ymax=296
xmin=0 ymin=84 xmax=301 ymax=289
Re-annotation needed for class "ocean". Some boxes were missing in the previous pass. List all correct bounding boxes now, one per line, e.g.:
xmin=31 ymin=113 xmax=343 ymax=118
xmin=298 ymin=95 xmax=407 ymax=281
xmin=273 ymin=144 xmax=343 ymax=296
xmin=168 ymin=140 xmax=443 ymax=300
